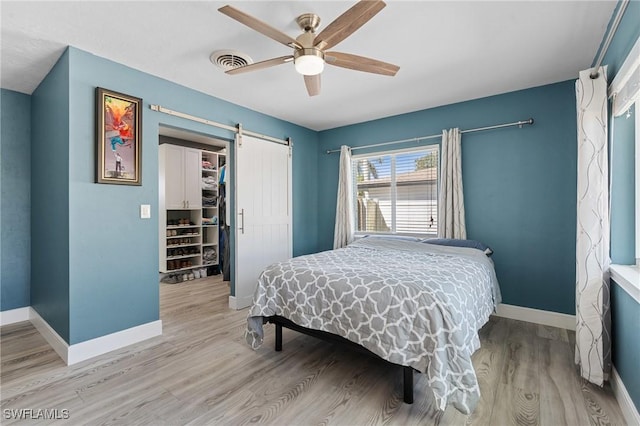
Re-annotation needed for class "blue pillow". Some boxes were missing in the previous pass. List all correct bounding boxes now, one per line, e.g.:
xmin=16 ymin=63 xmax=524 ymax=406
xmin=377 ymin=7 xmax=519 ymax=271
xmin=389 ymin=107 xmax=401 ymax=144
xmin=421 ymin=238 xmax=493 ymax=256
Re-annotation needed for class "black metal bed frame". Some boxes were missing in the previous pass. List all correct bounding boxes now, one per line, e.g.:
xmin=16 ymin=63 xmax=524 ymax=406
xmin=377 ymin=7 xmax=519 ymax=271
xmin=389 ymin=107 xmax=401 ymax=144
xmin=266 ymin=315 xmax=415 ymax=404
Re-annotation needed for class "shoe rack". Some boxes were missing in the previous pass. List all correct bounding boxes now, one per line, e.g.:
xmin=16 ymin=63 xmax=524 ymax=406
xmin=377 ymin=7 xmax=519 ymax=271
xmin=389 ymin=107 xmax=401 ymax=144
xmin=162 ymin=210 xmax=201 ymax=273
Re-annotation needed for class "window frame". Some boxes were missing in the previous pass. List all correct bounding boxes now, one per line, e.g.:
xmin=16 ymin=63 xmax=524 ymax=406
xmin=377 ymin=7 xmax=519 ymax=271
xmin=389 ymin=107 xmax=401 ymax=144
xmin=351 ymin=144 xmax=440 ymax=238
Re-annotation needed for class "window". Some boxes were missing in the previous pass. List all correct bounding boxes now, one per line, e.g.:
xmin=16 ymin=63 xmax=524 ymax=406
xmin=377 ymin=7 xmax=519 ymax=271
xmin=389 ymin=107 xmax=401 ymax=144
xmin=352 ymin=146 xmax=439 ymax=236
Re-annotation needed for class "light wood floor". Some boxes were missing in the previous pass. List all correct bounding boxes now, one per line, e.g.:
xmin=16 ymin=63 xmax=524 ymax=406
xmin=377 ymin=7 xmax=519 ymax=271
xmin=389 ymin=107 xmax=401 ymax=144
xmin=1 ymin=276 xmax=627 ymax=425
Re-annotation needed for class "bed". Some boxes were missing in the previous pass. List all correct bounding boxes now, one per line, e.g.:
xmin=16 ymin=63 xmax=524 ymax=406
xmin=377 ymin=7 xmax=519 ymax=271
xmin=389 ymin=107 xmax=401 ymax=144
xmin=245 ymin=237 xmax=501 ymax=414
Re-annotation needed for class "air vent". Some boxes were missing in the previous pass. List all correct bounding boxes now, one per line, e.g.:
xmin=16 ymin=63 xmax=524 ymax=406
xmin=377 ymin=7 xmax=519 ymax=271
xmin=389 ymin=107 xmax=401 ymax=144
xmin=210 ymin=50 xmax=253 ymax=71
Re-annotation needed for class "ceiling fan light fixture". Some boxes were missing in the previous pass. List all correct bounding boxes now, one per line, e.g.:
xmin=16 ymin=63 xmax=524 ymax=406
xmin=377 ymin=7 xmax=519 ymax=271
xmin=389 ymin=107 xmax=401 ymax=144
xmin=294 ymin=48 xmax=324 ymax=76
xmin=295 ymin=55 xmax=324 ymax=76
xmin=218 ymin=2 xmax=399 ymax=95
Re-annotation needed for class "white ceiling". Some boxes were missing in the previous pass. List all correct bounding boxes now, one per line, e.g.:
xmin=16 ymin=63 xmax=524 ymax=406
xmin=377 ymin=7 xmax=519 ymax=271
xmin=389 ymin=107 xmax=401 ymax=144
xmin=1 ymin=1 xmax=616 ymax=131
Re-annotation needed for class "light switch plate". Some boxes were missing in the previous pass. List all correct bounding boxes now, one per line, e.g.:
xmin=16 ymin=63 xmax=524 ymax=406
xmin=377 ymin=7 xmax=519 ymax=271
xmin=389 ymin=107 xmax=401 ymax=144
xmin=140 ymin=204 xmax=151 ymax=219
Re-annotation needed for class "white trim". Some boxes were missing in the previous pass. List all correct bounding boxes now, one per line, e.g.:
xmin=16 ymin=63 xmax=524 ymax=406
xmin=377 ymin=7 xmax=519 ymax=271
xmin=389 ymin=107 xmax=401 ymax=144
xmin=493 ymin=303 xmax=575 ymax=330
xmin=610 ymin=264 xmax=640 ymax=304
xmin=228 ymin=295 xmax=252 ymax=310
xmin=67 ymin=320 xmax=162 ymax=365
xmin=28 ymin=307 xmax=162 ymax=365
xmin=29 ymin=307 xmax=70 ymax=364
xmin=608 ymin=34 xmax=640 ymax=94
xmin=0 ymin=307 xmax=31 ymax=326
xmin=611 ymin=366 xmax=640 ymax=426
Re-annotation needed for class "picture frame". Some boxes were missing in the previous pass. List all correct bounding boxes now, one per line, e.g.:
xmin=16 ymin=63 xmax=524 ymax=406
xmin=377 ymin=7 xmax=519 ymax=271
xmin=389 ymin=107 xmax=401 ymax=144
xmin=96 ymin=87 xmax=142 ymax=185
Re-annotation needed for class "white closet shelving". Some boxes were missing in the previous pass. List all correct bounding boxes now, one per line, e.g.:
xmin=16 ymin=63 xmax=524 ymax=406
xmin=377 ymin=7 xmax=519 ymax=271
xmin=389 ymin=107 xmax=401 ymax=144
xmin=159 ymin=143 xmax=224 ymax=275
xmin=201 ymin=150 xmax=220 ymax=268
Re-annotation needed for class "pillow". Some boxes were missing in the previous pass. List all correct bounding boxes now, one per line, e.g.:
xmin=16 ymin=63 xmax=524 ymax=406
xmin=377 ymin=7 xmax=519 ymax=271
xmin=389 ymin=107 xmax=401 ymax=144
xmin=421 ymin=238 xmax=493 ymax=256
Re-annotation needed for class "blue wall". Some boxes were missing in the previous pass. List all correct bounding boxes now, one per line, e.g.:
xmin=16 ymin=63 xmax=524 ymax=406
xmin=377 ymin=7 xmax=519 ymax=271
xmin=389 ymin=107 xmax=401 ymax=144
xmin=3 ymin=46 xmax=319 ymax=344
xmin=30 ymin=50 xmax=71 ymax=341
xmin=318 ymin=81 xmax=578 ymax=315
xmin=0 ymin=89 xmax=31 ymax=311
xmin=611 ymin=280 xmax=640 ymax=410
xmin=62 ymin=47 xmax=318 ymax=344
xmin=601 ymin=0 xmax=640 ymax=413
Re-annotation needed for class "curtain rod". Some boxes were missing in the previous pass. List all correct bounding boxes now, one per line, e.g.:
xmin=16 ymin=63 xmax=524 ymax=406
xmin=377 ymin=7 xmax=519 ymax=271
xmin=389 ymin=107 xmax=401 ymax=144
xmin=149 ymin=104 xmax=290 ymax=146
xmin=325 ymin=118 xmax=534 ymax=154
xmin=590 ymin=0 xmax=629 ymax=79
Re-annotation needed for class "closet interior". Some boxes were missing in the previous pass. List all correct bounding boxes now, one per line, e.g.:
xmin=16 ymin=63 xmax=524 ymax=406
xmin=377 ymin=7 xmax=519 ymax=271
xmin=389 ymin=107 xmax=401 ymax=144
xmin=158 ymin=129 xmax=228 ymax=283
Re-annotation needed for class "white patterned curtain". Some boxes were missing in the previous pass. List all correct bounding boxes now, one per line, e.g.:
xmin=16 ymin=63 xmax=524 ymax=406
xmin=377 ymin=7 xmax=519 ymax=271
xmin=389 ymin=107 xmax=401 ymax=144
xmin=334 ymin=145 xmax=354 ymax=249
xmin=575 ymin=66 xmax=611 ymax=386
xmin=437 ymin=128 xmax=466 ymax=239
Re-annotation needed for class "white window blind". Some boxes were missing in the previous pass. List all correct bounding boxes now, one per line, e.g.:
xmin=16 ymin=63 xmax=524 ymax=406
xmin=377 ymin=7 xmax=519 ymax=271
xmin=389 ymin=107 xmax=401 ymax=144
xmin=352 ymin=146 xmax=439 ymax=236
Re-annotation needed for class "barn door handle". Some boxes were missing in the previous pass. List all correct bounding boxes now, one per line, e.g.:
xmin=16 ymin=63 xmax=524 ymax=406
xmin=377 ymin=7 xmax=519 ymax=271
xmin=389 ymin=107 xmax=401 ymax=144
xmin=238 ymin=208 xmax=245 ymax=234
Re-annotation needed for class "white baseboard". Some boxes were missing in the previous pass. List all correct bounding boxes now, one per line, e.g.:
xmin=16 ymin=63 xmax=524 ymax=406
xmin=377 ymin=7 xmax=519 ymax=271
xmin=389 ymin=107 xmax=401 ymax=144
xmin=0 ymin=307 xmax=31 ymax=326
xmin=493 ymin=303 xmax=575 ymax=330
xmin=29 ymin=307 xmax=70 ymax=363
xmin=228 ymin=294 xmax=252 ymax=310
xmin=67 ymin=320 xmax=162 ymax=365
xmin=28 ymin=307 xmax=162 ymax=365
xmin=611 ymin=366 xmax=640 ymax=426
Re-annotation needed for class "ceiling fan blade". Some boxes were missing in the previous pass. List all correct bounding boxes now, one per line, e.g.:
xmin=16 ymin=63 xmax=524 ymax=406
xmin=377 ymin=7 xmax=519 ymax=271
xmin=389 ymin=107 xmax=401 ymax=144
xmin=325 ymin=51 xmax=399 ymax=76
xmin=226 ymin=55 xmax=293 ymax=75
xmin=304 ymin=74 xmax=321 ymax=96
xmin=314 ymin=0 xmax=386 ymax=50
xmin=219 ymin=5 xmax=301 ymax=49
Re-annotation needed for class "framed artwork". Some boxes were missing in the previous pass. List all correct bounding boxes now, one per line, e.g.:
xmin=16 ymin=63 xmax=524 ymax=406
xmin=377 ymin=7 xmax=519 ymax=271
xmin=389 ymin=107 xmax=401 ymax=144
xmin=96 ymin=87 xmax=142 ymax=185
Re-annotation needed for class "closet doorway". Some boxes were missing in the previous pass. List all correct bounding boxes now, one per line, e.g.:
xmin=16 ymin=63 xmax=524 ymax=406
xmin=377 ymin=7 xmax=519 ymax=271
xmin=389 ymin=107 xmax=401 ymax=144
xmin=158 ymin=126 xmax=230 ymax=289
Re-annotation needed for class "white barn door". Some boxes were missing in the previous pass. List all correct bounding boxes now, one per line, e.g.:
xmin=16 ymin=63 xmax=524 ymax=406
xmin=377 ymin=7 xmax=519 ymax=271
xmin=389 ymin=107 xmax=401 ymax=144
xmin=233 ymin=135 xmax=292 ymax=309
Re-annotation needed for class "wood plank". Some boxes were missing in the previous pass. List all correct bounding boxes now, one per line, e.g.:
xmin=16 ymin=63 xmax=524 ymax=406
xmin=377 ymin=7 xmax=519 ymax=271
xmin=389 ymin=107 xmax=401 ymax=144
xmin=489 ymin=320 xmax=541 ymax=426
xmin=539 ymin=338 xmax=591 ymax=426
xmin=466 ymin=316 xmax=509 ymax=425
xmin=580 ymin=378 xmax=627 ymax=425
xmin=537 ymin=324 xmax=569 ymax=342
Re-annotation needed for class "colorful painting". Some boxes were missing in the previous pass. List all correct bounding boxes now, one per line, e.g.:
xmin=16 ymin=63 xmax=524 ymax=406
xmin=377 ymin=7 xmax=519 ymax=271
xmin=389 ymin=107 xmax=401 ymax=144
xmin=96 ymin=88 xmax=142 ymax=185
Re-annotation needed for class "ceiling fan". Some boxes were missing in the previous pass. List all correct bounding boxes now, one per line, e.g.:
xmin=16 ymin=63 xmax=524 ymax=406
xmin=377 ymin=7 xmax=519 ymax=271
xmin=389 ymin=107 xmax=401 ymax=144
xmin=218 ymin=0 xmax=400 ymax=96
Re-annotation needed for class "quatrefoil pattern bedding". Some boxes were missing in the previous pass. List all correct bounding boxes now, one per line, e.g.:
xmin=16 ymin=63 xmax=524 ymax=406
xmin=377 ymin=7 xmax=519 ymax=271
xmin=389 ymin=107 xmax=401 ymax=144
xmin=246 ymin=237 xmax=501 ymax=414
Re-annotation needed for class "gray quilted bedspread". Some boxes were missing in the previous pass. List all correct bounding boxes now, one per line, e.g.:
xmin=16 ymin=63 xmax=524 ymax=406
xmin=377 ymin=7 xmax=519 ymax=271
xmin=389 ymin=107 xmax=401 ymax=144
xmin=245 ymin=238 xmax=501 ymax=414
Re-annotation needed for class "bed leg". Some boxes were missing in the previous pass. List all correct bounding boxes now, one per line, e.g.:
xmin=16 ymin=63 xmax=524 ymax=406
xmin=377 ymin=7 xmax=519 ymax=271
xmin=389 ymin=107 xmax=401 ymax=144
xmin=403 ymin=366 xmax=414 ymax=404
xmin=275 ymin=323 xmax=282 ymax=352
